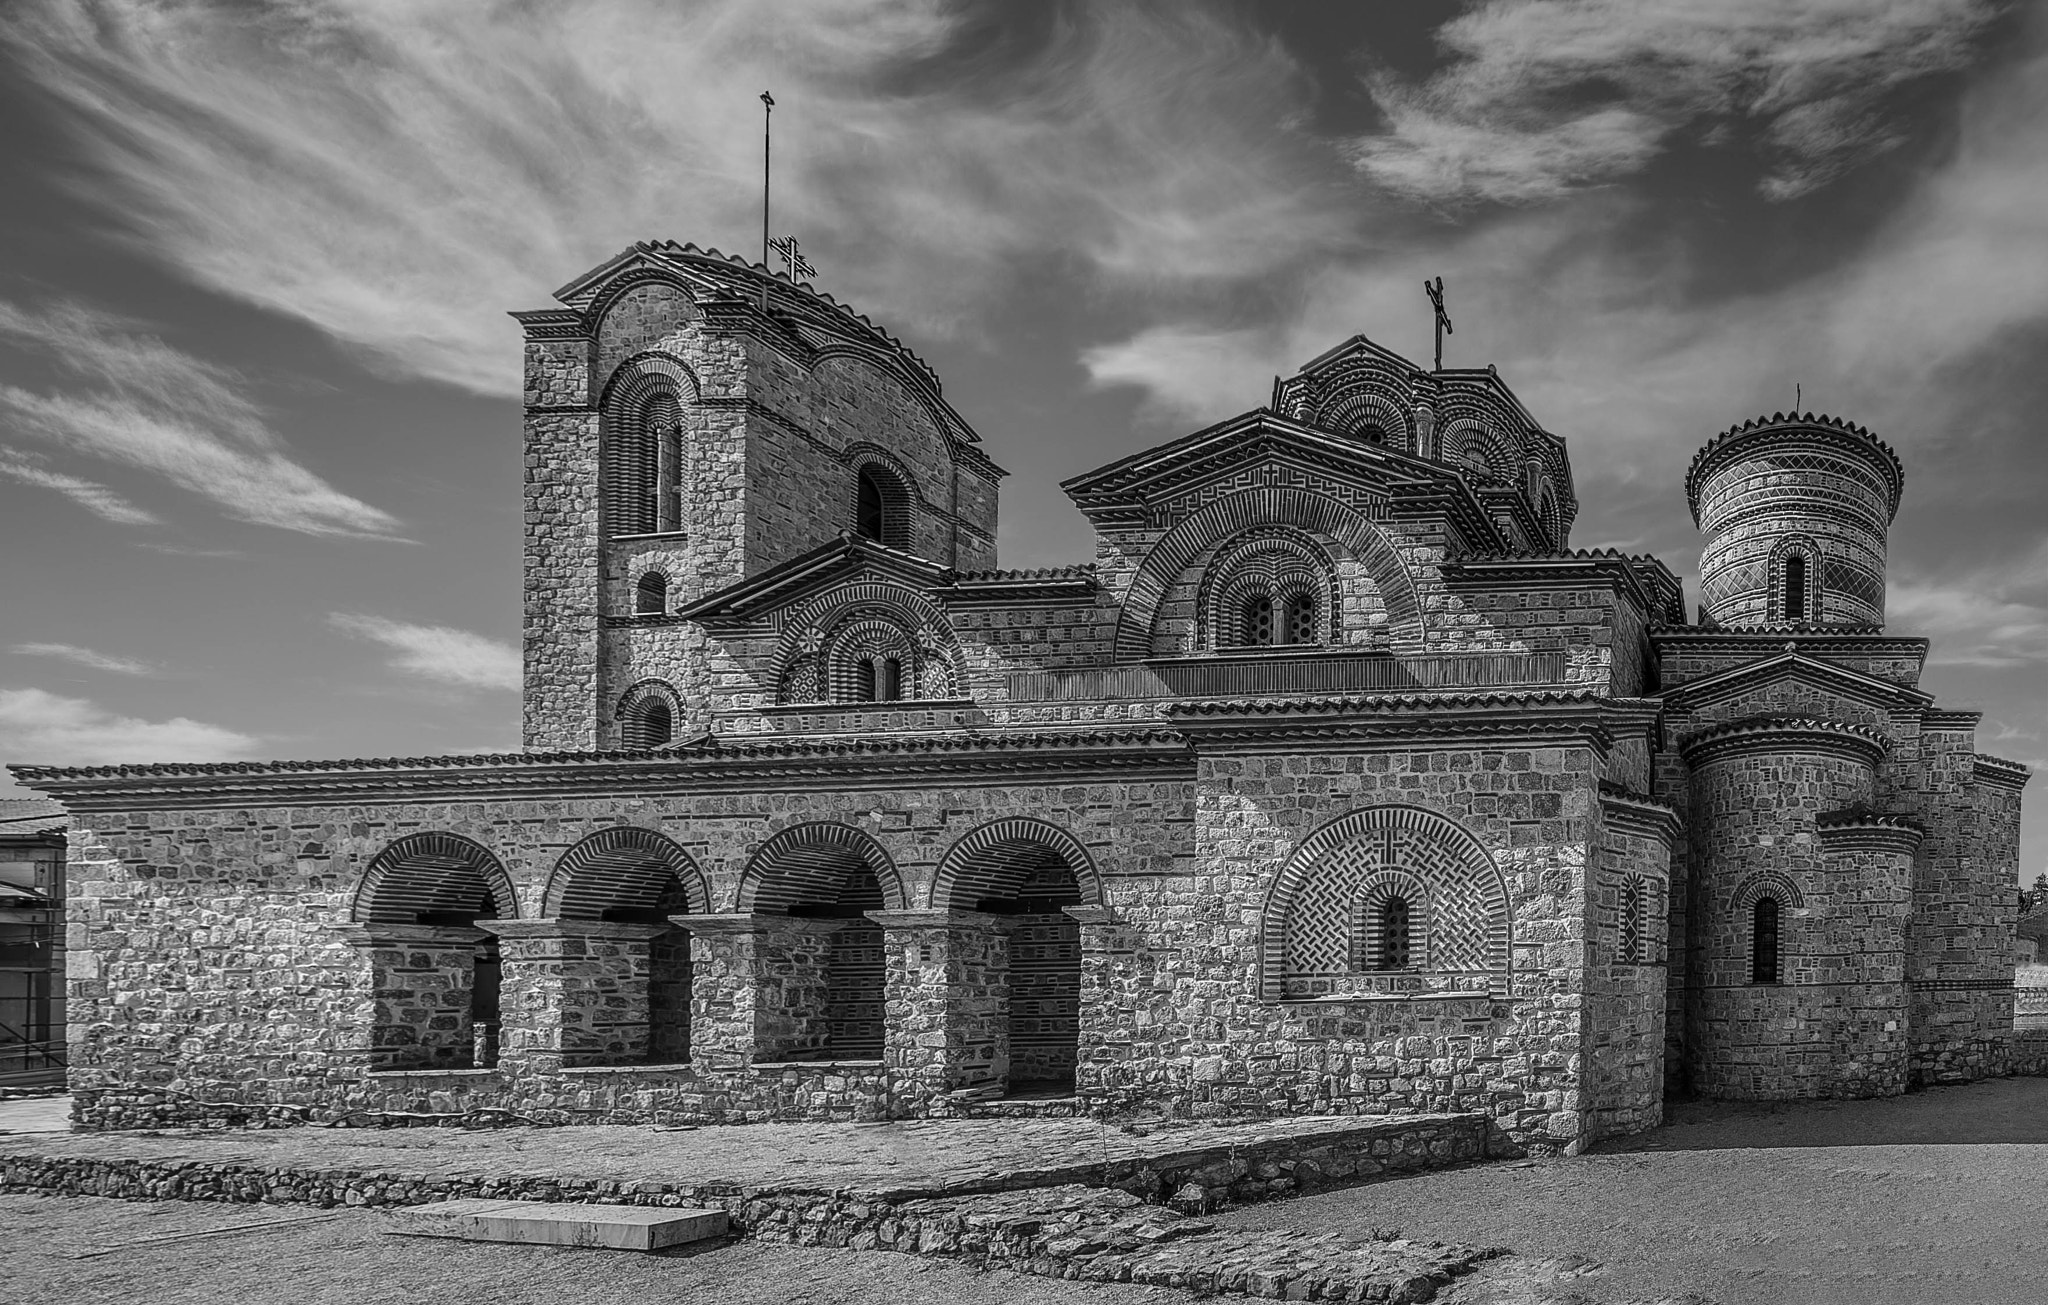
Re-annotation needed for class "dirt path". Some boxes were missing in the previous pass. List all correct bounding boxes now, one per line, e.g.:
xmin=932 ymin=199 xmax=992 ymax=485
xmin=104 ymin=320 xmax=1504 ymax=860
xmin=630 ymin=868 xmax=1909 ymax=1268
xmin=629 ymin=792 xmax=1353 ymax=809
xmin=1218 ymin=1078 xmax=2048 ymax=1305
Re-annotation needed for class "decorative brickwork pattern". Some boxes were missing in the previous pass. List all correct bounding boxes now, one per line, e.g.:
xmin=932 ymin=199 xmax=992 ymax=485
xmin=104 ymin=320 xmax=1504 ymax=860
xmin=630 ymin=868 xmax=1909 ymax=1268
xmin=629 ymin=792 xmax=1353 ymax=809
xmin=352 ymin=833 xmax=519 ymax=924
xmin=1262 ymin=805 xmax=1511 ymax=999
xmin=540 ymin=826 xmax=710 ymax=920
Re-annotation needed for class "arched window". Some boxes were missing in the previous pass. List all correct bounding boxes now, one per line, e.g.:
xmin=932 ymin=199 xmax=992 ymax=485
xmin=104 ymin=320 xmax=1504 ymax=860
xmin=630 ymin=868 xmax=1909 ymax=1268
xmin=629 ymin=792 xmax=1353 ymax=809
xmin=1375 ymin=896 xmax=1413 ymax=970
xmin=1751 ymin=897 xmax=1780 ymax=984
xmin=856 ymin=468 xmax=886 ymax=542
xmin=854 ymin=660 xmax=878 ymax=702
xmin=625 ymin=698 xmax=672 ymax=748
xmin=1783 ymin=554 xmax=1807 ymax=622
xmin=1284 ymin=594 xmax=1317 ymax=646
xmin=634 ymin=572 xmax=668 ymax=616
xmin=649 ymin=392 xmax=683 ymax=534
xmin=880 ymin=657 xmax=903 ymax=702
xmin=1243 ymin=595 xmax=1275 ymax=646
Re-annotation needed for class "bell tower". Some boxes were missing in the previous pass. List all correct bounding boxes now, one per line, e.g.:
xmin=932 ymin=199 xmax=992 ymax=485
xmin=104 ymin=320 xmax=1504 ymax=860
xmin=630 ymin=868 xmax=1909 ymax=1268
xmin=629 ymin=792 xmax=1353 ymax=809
xmin=513 ymin=242 xmax=1001 ymax=750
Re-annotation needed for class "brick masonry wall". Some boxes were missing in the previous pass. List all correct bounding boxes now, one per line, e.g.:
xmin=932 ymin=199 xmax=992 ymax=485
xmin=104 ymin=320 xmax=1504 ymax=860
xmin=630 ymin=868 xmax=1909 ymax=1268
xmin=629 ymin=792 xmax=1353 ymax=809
xmin=1683 ymin=736 xmax=1913 ymax=1099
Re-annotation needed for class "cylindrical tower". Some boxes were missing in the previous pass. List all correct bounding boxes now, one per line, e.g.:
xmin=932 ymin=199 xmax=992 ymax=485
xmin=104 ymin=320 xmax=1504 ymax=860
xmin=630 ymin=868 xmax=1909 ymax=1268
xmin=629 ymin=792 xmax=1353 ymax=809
xmin=1681 ymin=717 xmax=1911 ymax=1100
xmin=1686 ymin=413 xmax=1904 ymax=628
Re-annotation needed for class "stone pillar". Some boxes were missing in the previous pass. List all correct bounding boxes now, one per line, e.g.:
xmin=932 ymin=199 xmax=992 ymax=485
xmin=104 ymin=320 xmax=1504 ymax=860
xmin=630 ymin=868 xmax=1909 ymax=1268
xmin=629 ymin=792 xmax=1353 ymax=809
xmin=682 ymin=914 xmax=845 ymax=1068
xmin=476 ymin=920 xmax=671 ymax=1073
xmin=1063 ymin=904 xmax=1130 ymax=1108
xmin=866 ymin=909 xmax=1012 ymax=1109
xmin=334 ymin=924 xmax=486 ymax=1071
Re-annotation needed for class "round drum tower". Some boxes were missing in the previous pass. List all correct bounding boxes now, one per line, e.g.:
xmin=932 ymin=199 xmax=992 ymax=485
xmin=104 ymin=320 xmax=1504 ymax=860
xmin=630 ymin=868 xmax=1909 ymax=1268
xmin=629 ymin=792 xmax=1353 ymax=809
xmin=1681 ymin=716 xmax=1912 ymax=1100
xmin=1687 ymin=413 xmax=1904 ymax=628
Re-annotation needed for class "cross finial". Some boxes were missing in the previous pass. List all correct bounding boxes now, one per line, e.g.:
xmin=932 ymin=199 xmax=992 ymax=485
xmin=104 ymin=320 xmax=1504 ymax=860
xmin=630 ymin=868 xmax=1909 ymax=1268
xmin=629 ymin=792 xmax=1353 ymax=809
xmin=770 ymin=235 xmax=815 ymax=284
xmin=1425 ymin=276 xmax=1453 ymax=371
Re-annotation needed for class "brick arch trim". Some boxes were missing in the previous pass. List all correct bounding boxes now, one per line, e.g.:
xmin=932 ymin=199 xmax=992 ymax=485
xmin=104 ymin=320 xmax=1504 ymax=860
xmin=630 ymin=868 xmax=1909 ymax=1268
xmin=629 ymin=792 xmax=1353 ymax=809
xmin=542 ymin=826 xmax=711 ymax=920
xmin=1114 ymin=488 xmax=1421 ymax=660
xmin=1195 ymin=528 xmax=1340 ymax=651
xmin=352 ymin=832 xmax=519 ymax=925
xmin=613 ymin=678 xmax=682 ymax=748
xmin=808 ymin=346 xmax=964 ymax=460
xmin=928 ymin=817 xmax=1104 ymax=909
xmin=736 ymin=821 xmax=907 ymax=913
xmin=1351 ymin=869 xmax=1431 ymax=971
xmin=1319 ymin=390 xmax=1411 ymax=449
xmin=1260 ymin=804 xmax=1509 ymax=1000
xmin=597 ymin=350 xmax=703 ymax=412
xmin=775 ymin=582 xmax=966 ymax=691
xmin=1731 ymin=870 xmax=1805 ymax=913
xmin=587 ymin=273 xmax=703 ymax=341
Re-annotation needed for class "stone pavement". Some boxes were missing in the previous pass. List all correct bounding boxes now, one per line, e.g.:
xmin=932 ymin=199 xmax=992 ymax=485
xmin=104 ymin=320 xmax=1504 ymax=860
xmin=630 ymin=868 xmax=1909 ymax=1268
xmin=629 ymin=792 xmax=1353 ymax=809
xmin=1 ymin=1100 xmax=1486 ymax=1203
xmin=0 ymin=1094 xmax=69 ymax=1135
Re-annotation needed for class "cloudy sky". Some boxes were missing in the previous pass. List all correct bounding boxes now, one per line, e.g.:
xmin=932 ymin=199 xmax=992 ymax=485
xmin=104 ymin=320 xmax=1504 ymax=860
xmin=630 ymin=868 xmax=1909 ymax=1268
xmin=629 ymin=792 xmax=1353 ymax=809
xmin=0 ymin=0 xmax=2041 ymax=869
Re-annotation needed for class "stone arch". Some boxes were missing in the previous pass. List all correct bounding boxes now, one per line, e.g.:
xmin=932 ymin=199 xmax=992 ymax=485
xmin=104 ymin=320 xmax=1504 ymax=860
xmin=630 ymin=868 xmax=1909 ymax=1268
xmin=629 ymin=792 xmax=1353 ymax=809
xmin=352 ymin=832 xmax=518 ymax=925
xmin=928 ymin=818 xmax=1105 ymax=909
xmin=542 ymin=826 xmax=712 ymax=921
xmin=736 ymin=822 xmax=907 ymax=914
xmin=1438 ymin=417 xmax=1503 ymax=480
xmin=1260 ymin=805 xmax=1510 ymax=1000
xmin=1731 ymin=870 xmax=1805 ymax=913
xmin=598 ymin=352 xmax=701 ymax=538
xmin=845 ymin=443 xmax=922 ymax=548
xmin=1114 ymin=488 xmax=1422 ymax=661
xmin=775 ymin=583 xmax=967 ymax=703
xmin=614 ymin=678 xmax=682 ymax=748
xmin=1195 ymin=527 xmax=1340 ymax=651
xmin=1319 ymin=390 xmax=1411 ymax=449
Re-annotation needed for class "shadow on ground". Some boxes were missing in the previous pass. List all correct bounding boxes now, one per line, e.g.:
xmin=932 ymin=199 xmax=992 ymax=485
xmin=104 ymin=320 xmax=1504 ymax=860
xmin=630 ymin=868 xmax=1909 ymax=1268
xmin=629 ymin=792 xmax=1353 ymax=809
xmin=1597 ymin=1076 xmax=2048 ymax=1151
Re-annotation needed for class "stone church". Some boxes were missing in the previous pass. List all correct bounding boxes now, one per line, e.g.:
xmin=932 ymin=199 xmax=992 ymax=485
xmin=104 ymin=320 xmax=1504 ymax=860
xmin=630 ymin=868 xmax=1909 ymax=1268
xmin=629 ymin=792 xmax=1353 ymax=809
xmin=16 ymin=243 xmax=2031 ymax=1148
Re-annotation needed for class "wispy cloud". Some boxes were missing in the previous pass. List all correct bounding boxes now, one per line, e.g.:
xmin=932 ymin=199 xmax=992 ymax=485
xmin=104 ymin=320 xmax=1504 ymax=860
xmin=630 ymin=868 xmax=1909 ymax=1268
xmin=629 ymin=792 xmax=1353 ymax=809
xmin=1889 ymin=540 xmax=2048 ymax=668
xmin=330 ymin=614 xmax=520 ymax=691
xmin=1351 ymin=0 xmax=2004 ymax=206
xmin=0 ymin=1 xmax=1344 ymax=391
xmin=0 ymin=686 xmax=260 ymax=769
xmin=11 ymin=643 xmax=158 ymax=676
xmin=0 ymin=448 xmax=159 ymax=525
xmin=0 ymin=299 xmax=404 ymax=537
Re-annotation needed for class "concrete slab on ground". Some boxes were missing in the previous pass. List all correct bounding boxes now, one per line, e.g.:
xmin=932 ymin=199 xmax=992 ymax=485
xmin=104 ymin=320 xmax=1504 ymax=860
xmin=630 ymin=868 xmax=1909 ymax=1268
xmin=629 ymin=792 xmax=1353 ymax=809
xmin=390 ymin=1198 xmax=727 ymax=1251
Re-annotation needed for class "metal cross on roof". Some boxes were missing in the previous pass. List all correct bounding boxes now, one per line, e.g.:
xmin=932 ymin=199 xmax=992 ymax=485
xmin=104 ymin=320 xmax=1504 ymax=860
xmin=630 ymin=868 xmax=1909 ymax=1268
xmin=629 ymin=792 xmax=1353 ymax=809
xmin=1425 ymin=276 xmax=1452 ymax=371
xmin=770 ymin=235 xmax=815 ymax=284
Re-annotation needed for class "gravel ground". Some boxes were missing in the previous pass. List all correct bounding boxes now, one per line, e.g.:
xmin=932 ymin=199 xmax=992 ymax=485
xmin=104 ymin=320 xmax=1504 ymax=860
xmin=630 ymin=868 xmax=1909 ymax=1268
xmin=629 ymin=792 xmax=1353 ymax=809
xmin=0 ymin=1192 xmax=1185 ymax=1305
xmin=1219 ymin=1077 xmax=2048 ymax=1305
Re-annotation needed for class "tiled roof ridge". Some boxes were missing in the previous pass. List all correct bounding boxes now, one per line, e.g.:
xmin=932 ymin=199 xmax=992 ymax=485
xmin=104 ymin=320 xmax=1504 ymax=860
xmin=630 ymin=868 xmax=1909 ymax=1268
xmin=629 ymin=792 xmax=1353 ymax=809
xmin=642 ymin=241 xmax=938 ymax=387
xmin=948 ymin=564 xmax=1098 ymax=583
xmin=7 ymin=728 xmax=1190 ymax=783
xmin=1648 ymin=621 xmax=1894 ymax=637
xmin=1685 ymin=410 xmax=1905 ymax=512
xmin=1167 ymin=688 xmax=1605 ymax=717
xmin=1679 ymin=714 xmax=1890 ymax=753
xmin=1450 ymin=546 xmax=1667 ymax=567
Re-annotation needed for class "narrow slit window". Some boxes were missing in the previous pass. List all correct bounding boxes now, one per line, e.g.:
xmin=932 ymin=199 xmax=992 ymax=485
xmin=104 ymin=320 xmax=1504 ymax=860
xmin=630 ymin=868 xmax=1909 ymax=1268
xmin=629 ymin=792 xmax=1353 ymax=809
xmin=1752 ymin=897 xmax=1780 ymax=984
xmin=1376 ymin=896 xmax=1412 ymax=971
xmin=855 ymin=660 xmax=878 ymax=702
xmin=1243 ymin=595 xmax=1275 ymax=646
xmin=880 ymin=658 xmax=903 ymax=702
xmin=1784 ymin=554 xmax=1807 ymax=622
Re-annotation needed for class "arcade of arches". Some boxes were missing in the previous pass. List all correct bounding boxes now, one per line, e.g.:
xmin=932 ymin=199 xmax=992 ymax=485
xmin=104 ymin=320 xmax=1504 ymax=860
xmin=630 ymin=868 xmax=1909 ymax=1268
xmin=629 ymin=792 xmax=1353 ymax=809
xmin=343 ymin=818 xmax=1096 ymax=1101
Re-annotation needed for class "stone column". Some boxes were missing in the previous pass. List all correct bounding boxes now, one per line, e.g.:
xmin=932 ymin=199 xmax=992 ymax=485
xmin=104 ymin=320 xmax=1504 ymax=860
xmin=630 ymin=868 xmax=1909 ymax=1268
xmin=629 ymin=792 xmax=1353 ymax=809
xmin=682 ymin=913 xmax=845 ymax=1068
xmin=1063 ymin=904 xmax=1131 ymax=1109
xmin=333 ymin=923 xmax=486 ymax=1071
xmin=476 ymin=920 xmax=671 ymax=1074
xmin=866 ymin=909 xmax=1012 ymax=1109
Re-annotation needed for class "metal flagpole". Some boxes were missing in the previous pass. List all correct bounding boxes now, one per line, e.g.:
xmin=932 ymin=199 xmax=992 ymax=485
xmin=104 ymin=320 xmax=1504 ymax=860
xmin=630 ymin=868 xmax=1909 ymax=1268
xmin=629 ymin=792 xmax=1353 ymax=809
xmin=760 ymin=91 xmax=774 ymax=312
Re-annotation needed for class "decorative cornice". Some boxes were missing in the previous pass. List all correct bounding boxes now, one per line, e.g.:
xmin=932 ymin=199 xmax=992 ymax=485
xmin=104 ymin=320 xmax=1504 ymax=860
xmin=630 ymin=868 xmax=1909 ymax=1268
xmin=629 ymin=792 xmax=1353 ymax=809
xmin=1813 ymin=808 xmax=1925 ymax=854
xmin=1684 ymin=412 xmax=1905 ymax=523
xmin=1597 ymin=783 xmax=1684 ymax=843
xmin=1677 ymin=715 xmax=1890 ymax=767
xmin=1976 ymin=755 xmax=2035 ymax=793
xmin=1164 ymin=689 xmax=1643 ymax=752
xmin=1440 ymin=549 xmax=1680 ymax=618
xmin=1658 ymin=652 xmax=1934 ymax=713
xmin=510 ymin=308 xmax=590 ymax=341
xmin=7 ymin=729 xmax=1198 ymax=811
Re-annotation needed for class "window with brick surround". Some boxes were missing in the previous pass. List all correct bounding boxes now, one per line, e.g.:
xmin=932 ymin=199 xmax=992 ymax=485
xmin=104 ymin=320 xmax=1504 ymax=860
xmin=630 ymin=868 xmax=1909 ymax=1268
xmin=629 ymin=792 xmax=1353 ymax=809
xmin=1784 ymin=554 xmax=1806 ymax=621
xmin=1375 ymin=896 xmax=1413 ymax=970
xmin=1200 ymin=529 xmax=1335 ymax=651
xmin=1285 ymin=594 xmax=1317 ymax=645
xmin=1242 ymin=595 xmax=1275 ymax=646
xmin=634 ymin=572 xmax=668 ymax=616
xmin=1620 ymin=876 xmax=1645 ymax=963
xmin=615 ymin=681 xmax=681 ymax=748
xmin=850 ymin=458 xmax=915 ymax=551
xmin=1751 ymin=897 xmax=1780 ymax=984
